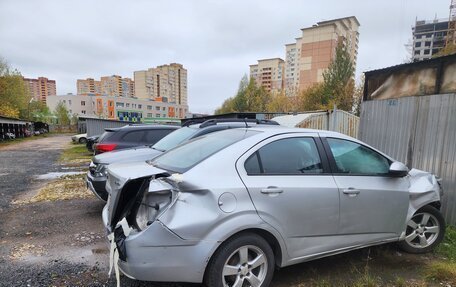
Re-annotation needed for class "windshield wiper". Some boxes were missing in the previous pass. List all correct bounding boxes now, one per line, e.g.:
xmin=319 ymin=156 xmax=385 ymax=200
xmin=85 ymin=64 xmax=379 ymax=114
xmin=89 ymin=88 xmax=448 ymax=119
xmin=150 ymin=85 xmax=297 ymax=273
xmin=150 ymin=146 xmax=165 ymax=152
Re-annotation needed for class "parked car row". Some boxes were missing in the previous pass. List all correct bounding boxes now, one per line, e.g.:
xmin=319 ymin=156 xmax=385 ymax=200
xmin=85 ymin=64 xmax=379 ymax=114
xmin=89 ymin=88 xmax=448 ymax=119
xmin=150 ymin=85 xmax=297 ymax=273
xmin=82 ymin=121 xmax=446 ymax=287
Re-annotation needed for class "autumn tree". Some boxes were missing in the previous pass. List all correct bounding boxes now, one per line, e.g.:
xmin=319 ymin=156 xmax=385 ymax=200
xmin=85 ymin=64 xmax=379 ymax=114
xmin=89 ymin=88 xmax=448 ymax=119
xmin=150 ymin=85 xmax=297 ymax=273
xmin=432 ymin=43 xmax=456 ymax=58
xmin=352 ymin=74 xmax=365 ymax=116
xmin=0 ymin=58 xmax=30 ymax=118
xmin=215 ymin=75 xmax=272 ymax=114
xmin=296 ymin=83 xmax=326 ymax=111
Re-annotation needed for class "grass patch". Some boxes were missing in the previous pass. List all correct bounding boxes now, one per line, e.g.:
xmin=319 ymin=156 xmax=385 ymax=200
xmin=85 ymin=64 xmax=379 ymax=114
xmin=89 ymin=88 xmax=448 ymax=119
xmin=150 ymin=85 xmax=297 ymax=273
xmin=435 ymin=225 xmax=456 ymax=262
xmin=59 ymin=143 xmax=92 ymax=164
xmin=425 ymin=261 xmax=456 ymax=285
xmin=14 ymin=173 xmax=91 ymax=204
xmin=0 ymin=135 xmax=47 ymax=148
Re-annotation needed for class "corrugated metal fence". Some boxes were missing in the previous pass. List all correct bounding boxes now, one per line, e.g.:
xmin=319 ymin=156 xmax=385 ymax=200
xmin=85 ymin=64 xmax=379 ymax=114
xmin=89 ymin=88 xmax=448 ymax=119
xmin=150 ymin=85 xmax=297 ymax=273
xmin=359 ymin=94 xmax=456 ymax=225
xmin=298 ymin=110 xmax=359 ymax=138
xmin=85 ymin=118 xmax=134 ymax=137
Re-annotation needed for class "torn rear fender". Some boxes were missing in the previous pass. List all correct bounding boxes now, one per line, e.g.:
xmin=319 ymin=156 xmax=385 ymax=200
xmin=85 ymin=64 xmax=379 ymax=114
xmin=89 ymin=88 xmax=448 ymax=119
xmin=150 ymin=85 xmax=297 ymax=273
xmin=106 ymin=161 xmax=171 ymax=231
xmin=406 ymin=168 xmax=442 ymax=222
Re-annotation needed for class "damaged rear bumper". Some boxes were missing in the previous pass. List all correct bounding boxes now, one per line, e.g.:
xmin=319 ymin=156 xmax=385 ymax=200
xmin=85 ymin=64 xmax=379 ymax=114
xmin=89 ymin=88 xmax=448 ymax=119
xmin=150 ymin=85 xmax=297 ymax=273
xmin=102 ymin=205 xmax=216 ymax=283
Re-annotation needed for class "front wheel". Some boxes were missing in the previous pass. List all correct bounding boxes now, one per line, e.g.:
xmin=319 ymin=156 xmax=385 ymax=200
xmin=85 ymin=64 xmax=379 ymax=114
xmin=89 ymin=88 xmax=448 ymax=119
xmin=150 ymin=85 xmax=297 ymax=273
xmin=398 ymin=205 xmax=445 ymax=254
xmin=204 ymin=233 xmax=275 ymax=287
xmin=78 ymin=137 xmax=87 ymax=144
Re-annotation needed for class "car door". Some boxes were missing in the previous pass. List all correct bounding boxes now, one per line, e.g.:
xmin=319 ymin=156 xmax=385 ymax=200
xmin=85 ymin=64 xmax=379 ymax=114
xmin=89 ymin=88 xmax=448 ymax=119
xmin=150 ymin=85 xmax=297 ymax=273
xmin=322 ymin=137 xmax=409 ymax=246
xmin=237 ymin=133 xmax=341 ymax=259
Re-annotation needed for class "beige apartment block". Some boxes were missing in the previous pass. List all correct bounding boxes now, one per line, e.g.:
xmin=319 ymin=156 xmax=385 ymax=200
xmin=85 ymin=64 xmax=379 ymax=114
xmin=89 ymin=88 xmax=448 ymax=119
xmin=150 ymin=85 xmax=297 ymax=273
xmin=134 ymin=63 xmax=187 ymax=105
xmin=77 ymin=78 xmax=101 ymax=95
xmin=252 ymin=16 xmax=359 ymax=97
xmin=23 ymin=77 xmax=56 ymax=104
xmin=295 ymin=16 xmax=359 ymax=92
xmin=249 ymin=58 xmax=284 ymax=93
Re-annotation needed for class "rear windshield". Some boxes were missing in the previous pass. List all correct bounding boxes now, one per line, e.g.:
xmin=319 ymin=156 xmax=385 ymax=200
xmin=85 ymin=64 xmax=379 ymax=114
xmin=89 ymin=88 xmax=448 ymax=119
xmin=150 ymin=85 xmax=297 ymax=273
xmin=98 ymin=131 xmax=116 ymax=143
xmin=152 ymin=129 xmax=259 ymax=173
xmin=152 ymin=127 xmax=197 ymax=152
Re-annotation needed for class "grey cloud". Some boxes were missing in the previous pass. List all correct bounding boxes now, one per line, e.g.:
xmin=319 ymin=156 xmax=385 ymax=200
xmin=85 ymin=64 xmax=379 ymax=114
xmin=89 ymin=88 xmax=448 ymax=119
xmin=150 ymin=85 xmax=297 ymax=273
xmin=0 ymin=0 xmax=451 ymax=113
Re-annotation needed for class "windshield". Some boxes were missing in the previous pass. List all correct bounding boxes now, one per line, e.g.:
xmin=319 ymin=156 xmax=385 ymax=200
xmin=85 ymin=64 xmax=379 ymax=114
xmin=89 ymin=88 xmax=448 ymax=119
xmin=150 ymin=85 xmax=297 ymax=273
xmin=152 ymin=129 xmax=259 ymax=173
xmin=152 ymin=127 xmax=197 ymax=151
xmin=98 ymin=130 xmax=116 ymax=143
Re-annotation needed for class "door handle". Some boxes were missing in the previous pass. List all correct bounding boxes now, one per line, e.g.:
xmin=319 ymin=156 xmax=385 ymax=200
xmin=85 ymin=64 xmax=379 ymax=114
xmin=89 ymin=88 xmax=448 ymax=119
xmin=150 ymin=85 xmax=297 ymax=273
xmin=342 ymin=188 xmax=360 ymax=196
xmin=260 ymin=187 xmax=284 ymax=194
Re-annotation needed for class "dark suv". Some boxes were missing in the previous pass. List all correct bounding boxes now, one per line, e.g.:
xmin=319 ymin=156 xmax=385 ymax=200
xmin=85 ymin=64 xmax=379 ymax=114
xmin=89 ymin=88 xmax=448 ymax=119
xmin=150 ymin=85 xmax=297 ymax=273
xmin=87 ymin=119 xmax=280 ymax=200
xmin=93 ymin=124 xmax=178 ymax=154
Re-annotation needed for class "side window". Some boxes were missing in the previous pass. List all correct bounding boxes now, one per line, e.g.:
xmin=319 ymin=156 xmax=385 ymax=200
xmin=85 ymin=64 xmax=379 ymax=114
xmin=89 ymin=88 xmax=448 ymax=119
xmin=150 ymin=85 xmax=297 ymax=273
xmin=326 ymin=138 xmax=390 ymax=175
xmin=245 ymin=137 xmax=323 ymax=175
xmin=245 ymin=152 xmax=261 ymax=174
xmin=121 ymin=131 xmax=145 ymax=143
xmin=144 ymin=129 xmax=174 ymax=144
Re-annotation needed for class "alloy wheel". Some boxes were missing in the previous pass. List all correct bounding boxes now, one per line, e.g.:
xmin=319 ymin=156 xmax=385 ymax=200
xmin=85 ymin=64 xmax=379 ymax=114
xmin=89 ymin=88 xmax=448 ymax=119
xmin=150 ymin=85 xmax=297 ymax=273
xmin=222 ymin=245 xmax=268 ymax=287
xmin=404 ymin=212 xmax=440 ymax=249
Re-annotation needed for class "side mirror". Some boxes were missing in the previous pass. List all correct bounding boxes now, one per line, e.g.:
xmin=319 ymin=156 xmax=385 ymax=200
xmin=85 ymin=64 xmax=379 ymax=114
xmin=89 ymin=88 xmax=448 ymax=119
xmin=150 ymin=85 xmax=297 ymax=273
xmin=389 ymin=162 xmax=409 ymax=177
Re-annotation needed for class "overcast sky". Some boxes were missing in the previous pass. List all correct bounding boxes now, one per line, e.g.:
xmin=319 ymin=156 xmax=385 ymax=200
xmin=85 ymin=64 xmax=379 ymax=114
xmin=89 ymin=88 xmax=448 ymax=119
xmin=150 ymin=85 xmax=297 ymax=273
xmin=0 ymin=0 xmax=451 ymax=114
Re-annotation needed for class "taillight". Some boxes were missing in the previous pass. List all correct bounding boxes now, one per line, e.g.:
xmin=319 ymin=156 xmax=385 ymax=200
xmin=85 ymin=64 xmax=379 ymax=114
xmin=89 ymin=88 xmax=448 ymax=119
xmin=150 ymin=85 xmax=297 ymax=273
xmin=95 ymin=143 xmax=117 ymax=153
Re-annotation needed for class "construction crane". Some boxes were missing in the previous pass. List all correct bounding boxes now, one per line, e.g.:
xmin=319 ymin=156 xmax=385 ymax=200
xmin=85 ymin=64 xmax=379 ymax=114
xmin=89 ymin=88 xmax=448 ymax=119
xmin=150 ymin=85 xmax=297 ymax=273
xmin=446 ymin=0 xmax=456 ymax=46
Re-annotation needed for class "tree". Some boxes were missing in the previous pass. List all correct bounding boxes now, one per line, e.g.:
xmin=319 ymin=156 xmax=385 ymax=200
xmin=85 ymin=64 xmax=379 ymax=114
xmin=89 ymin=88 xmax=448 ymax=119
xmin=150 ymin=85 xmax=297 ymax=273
xmin=214 ymin=75 xmax=272 ymax=114
xmin=321 ymin=44 xmax=356 ymax=111
xmin=266 ymin=92 xmax=294 ymax=113
xmin=296 ymin=83 xmax=326 ymax=111
xmin=29 ymin=100 xmax=53 ymax=123
xmin=432 ymin=43 xmax=456 ymax=58
xmin=352 ymin=74 xmax=365 ymax=116
xmin=0 ymin=58 xmax=30 ymax=118
xmin=54 ymin=101 xmax=70 ymax=125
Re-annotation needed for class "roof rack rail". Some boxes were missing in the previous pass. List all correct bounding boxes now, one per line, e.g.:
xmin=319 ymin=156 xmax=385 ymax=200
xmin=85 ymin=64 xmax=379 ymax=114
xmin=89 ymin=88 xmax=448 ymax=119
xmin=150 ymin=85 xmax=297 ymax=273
xmin=199 ymin=118 xmax=279 ymax=128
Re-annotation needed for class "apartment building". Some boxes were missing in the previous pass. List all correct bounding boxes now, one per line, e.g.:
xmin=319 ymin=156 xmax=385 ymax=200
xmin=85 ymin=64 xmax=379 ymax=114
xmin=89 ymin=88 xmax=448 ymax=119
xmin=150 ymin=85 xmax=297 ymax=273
xmin=249 ymin=58 xmax=285 ymax=93
xmin=23 ymin=77 xmax=57 ymax=104
xmin=134 ymin=63 xmax=187 ymax=105
xmin=77 ymin=78 xmax=101 ymax=95
xmin=77 ymin=75 xmax=134 ymax=97
xmin=250 ymin=16 xmax=359 ymax=96
xmin=46 ymin=94 xmax=188 ymax=123
xmin=412 ymin=19 xmax=449 ymax=61
xmin=289 ymin=16 xmax=359 ymax=92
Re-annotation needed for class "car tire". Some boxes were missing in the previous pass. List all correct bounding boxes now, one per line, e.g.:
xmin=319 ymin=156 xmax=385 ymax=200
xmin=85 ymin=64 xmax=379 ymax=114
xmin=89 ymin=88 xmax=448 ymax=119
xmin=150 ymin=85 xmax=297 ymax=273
xmin=78 ymin=137 xmax=87 ymax=144
xmin=398 ymin=205 xmax=445 ymax=254
xmin=204 ymin=233 xmax=275 ymax=287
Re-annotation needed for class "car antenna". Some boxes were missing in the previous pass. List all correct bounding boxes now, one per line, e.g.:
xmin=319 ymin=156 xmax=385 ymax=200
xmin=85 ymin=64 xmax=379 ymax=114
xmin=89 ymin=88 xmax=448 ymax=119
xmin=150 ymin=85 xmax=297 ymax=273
xmin=243 ymin=118 xmax=249 ymax=128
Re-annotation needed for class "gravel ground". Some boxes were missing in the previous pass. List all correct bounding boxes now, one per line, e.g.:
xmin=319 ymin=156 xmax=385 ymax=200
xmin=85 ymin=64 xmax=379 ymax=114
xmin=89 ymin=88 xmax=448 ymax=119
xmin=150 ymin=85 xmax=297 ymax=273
xmin=0 ymin=135 xmax=442 ymax=287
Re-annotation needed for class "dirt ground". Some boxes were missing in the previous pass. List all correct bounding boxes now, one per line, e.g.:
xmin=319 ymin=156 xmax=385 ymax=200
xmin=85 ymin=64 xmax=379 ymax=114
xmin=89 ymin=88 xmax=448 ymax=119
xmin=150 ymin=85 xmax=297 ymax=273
xmin=0 ymin=135 xmax=451 ymax=287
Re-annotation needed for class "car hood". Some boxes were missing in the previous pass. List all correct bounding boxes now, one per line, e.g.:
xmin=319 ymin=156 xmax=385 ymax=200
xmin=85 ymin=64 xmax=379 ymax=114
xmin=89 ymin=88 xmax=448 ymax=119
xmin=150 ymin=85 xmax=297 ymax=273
xmin=94 ymin=146 xmax=163 ymax=165
xmin=106 ymin=161 xmax=171 ymax=230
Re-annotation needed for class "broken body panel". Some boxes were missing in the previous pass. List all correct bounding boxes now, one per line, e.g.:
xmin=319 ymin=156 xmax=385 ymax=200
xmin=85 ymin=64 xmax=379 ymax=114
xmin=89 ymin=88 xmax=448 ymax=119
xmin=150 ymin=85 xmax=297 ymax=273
xmin=103 ymin=128 xmax=443 ymax=284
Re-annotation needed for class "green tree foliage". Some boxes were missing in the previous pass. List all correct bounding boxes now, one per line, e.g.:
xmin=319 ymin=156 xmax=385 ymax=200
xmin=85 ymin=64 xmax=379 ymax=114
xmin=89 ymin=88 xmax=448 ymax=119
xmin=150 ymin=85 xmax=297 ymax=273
xmin=29 ymin=100 xmax=53 ymax=123
xmin=320 ymin=44 xmax=355 ymax=111
xmin=215 ymin=75 xmax=272 ymax=114
xmin=0 ymin=58 xmax=30 ymax=118
xmin=54 ymin=101 xmax=70 ymax=125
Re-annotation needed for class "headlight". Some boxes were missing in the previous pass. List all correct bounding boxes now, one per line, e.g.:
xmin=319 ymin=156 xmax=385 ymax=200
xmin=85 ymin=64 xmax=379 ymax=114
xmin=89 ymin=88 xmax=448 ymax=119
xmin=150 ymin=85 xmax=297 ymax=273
xmin=135 ymin=190 xmax=174 ymax=231
xmin=95 ymin=164 xmax=108 ymax=177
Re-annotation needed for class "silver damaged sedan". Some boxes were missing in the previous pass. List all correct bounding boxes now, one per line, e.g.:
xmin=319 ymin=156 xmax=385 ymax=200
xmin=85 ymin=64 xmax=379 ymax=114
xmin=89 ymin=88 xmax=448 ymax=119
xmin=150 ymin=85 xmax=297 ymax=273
xmin=103 ymin=127 xmax=445 ymax=287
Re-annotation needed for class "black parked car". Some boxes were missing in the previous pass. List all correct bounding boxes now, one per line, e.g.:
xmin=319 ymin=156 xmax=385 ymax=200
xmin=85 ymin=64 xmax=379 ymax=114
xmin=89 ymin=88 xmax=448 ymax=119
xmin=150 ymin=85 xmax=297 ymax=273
xmin=86 ymin=135 xmax=100 ymax=153
xmin=93 ymin=124 xmax=178 ymax=155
